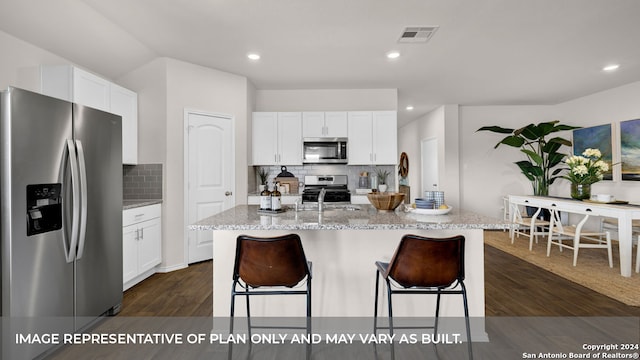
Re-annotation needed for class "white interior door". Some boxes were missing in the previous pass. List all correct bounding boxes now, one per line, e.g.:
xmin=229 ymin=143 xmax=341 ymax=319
xmin=421 ymin=138 xmax=439 ymax=196
xmin=185 ymin=110 xmax=234 ymax=264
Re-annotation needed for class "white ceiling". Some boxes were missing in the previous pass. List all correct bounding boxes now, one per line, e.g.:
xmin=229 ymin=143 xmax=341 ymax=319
xmin=1 ymin=0 xmax=639 ymax=126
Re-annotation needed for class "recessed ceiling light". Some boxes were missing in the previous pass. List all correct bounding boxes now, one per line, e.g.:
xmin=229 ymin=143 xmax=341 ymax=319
xmin=406 ymin=105 xmax=414 ymax=111
xmin=386 ymin=51 xmax=400 ymax=59
xmin=603 ymin=64 xmax=619 ymax=72
xmin=247 ymin=53 xmax=261 ymax=61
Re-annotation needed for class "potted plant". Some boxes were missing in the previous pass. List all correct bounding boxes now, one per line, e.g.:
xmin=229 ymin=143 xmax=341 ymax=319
xmin=375 ymin=168 xmax=391 ymax=193
xmin=257 ymin=167 xmax=269 ymax=192
xmin=477 ymin=120 xmax=580 ymax=197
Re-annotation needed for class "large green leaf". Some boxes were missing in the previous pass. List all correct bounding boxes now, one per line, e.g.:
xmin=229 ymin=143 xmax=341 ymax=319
xmin=547 ymin=152 xmax=566 ymax=167
xmin=495 ymin=135 xmax=524 ymax=148
xmin=515 ymin=160 xmax=543 ymax=177
xmin=537 ymin=122 xmax=557 ymax=136
xmin=542 ymin=141 xmax=562 ymax=154
xmin=476 ymin=126 xmax=514 ymax=134
xmin=520 ymin=149 xmax=543 ymax=165
xmin=553 ymin=124 xmax=582 ymax=132
xmin=547 ymin=136 xmax=573 ymax=147
xmin=515 ymin=124 xmax=541 ymax=140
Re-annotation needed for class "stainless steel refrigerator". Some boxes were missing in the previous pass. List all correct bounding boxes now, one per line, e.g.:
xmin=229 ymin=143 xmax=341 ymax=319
xmin=1 ymin=87 xmax=123 ymax=358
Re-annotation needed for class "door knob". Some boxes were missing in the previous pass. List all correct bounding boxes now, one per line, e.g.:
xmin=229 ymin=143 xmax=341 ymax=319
xmin=225 ymin=191 xmax=233 ymax=196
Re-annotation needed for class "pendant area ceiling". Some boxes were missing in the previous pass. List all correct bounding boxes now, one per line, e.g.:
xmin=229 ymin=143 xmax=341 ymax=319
xmin=1 ymin=0 xmax=639 ymax=126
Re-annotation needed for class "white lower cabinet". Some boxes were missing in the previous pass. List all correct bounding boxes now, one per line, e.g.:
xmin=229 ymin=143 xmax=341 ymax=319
xmin=123 ymin=204 xmax=162 ymax=290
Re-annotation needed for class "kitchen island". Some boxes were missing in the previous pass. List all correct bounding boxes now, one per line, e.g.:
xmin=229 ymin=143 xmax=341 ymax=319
xmin=191 ymin=205 xmax=510 ymax=340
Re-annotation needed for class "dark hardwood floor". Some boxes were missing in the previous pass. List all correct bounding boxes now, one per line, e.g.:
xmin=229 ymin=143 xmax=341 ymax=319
xmin=484 ymin=245 xmax=640 ymax=316
xmin=119 ymin=260 xmax=213 ymax=316
xmin=119 ymin=244 xmax=640 ymax=317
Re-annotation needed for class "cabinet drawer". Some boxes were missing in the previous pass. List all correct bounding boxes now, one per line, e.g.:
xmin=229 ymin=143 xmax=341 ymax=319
xmin=123 ymin=204 xmax=161 ymax=226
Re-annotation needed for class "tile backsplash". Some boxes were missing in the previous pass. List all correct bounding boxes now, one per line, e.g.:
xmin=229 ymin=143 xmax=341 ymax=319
xmin=250 ymin=164 xmax=395 ymax=193
xmin=123 ymin=164 xmax=163 ymax=200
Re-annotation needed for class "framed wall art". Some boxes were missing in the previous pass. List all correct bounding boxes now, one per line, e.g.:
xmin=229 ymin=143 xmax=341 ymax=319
xmin=572 ymin=123 xmax=613 ymax=180
xmin=620 ymin=118 xmax=640 ymax=181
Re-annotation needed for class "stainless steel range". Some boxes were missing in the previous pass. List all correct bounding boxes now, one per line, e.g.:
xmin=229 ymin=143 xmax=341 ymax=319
xmin=302 ymin=175 xmax=351 ymax=204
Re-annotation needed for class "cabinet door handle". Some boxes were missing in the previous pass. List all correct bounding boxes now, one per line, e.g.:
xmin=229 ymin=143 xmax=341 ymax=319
xmin=141 ymin=228 xmax=144 ymax=239
xmin=135 ymin=228 xmax=140 ymax=241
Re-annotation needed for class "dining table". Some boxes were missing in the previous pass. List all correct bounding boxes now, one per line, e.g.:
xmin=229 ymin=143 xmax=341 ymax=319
xmin=509 ymin=195 xmax=640 ymax=277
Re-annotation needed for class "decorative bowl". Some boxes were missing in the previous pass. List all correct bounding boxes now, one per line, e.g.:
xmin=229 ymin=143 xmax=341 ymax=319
xmin=367 ymin=192 xmax=406 ymax=212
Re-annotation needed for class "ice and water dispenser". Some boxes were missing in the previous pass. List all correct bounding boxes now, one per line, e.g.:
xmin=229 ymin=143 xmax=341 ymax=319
xmin=26 ymin=184 xmax=62 ymax=236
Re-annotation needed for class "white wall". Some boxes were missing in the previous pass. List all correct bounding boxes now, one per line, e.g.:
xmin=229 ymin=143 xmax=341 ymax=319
xmin=119 ymin=57 xmax=251 ymax=271
xmin=117 ymin=58 xmax=168 ymax=164
xmin=459 ymin=106 xmax=558 ymax=217
xmin=0 ymin=30 xmax=69 ymax=91
xmin=255 ymin=89 xmax=397 ymax=111
xmin=398 ymin=105 xmax=460 ymax=208
xmin=459 ymin=80 xmax=640 ymax=218
xmin=554 ymin=81 xmax=640 ymax=204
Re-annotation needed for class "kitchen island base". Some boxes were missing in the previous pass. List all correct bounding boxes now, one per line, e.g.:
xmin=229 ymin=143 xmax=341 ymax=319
xmin=212 ymin=228 xmax=488 ymax=341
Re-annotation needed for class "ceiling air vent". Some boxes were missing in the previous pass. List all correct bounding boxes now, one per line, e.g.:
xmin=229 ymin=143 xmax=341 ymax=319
xmin=398 ymin=26 xmax=439 ymax=43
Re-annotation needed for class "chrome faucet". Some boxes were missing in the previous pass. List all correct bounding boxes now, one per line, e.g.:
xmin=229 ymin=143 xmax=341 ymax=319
xmin=318 ymin=188 xmax=326 ymax=212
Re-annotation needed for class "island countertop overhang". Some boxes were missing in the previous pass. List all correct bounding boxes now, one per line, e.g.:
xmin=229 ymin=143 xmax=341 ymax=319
xmin=190 ymin=204 xmax=510 ymax=231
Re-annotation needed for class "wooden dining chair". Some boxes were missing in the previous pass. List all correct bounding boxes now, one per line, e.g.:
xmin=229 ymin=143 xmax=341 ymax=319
xmin=600 ymin=218 xmax=640 ymax=273
xmin=547 ymin=208 xmax=612 ymax=267
xmin=510 ymin=204 xmax=551 ymax=251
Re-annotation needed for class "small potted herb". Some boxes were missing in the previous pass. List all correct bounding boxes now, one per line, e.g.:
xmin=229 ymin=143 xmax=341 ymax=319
xmin=375 ymin=168 xmax=391 ymax=192
xmin=257 ymin=167 xmax=269 ymax=192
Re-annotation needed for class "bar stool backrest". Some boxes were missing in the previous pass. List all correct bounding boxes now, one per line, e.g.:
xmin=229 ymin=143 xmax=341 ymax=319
xmin=234 ymin=234 xmax=311 ymax=288
xmin=386 ymin=234 xmax=465 ymax=288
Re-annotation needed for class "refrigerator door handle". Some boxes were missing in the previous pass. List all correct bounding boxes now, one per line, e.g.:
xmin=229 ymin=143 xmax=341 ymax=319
xmin=75 ymin=140 xmax=88 ymax=260
xmin=63 ymin=139 xmax=80 ymax=263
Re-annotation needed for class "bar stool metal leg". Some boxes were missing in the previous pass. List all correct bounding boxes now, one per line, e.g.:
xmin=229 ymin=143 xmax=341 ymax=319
xmin=374 ymin=269 xmax=381 ymax=335
xmin=461 ymin=281 xmax=473 ymax=360
xmin=385 ymin=278 xmax=394 ymax=337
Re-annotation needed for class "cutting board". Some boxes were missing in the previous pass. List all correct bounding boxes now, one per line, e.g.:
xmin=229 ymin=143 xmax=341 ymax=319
xmin=275 ymin=177 xmax=299 ymax=194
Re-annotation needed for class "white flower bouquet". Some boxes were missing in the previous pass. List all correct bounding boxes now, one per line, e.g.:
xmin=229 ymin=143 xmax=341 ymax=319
xmin=563 ymin=148 xmax=609 ymax=185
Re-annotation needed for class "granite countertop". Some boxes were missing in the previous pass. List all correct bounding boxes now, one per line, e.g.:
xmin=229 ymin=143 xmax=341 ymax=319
xmin=123 ymin=199 xmax=163 ymax=210
xmin=190 ymin=204 xmax=510 ymax=231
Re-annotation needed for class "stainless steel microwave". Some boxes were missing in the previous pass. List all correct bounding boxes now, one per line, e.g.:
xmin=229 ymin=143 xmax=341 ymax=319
xmin=303 ymin=138 xmax=348 ymax=164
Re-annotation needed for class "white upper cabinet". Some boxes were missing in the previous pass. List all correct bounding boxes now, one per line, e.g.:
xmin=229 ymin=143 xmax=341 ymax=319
xmin=348 ymin=111 xmax=397 ymax=165
xmin=324 ymin=112 xmax=348 ymax=137
xmin=110 ymin=85 xmax=138 ymax=165
xmin=277 ymin=112 xmax=303 ymax=165
xmin=347 ymin=111 xmax=374 ymax=165
xmin=372 ymin=111 xmax=398 ymax=165
xmin=252 ymin=112 xmax=278 ymax=165
xmin=303 ymin=111 xmax=348 ymax=138
xmin=252 ymin=112 xmax=302 ymax=165
xmin=302 ymin=112 xmax=324 ymax=138
xmin=40 ymin=65 xmax=139 ymax=164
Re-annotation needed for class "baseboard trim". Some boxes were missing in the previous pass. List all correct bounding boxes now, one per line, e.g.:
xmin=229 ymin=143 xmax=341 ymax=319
xmin=156 ymin=263 xmax=188 ymax=273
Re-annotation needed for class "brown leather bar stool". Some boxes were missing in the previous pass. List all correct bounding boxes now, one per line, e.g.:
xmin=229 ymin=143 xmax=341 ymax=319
xmin=374 ymin=234 xmax=473 ymax=360
xmin=230 ymin=233 xmax=312 ymax=337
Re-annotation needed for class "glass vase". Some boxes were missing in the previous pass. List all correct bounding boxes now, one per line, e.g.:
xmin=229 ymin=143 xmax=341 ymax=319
xmin=570 ymin=183 xmax=591 ymax=200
